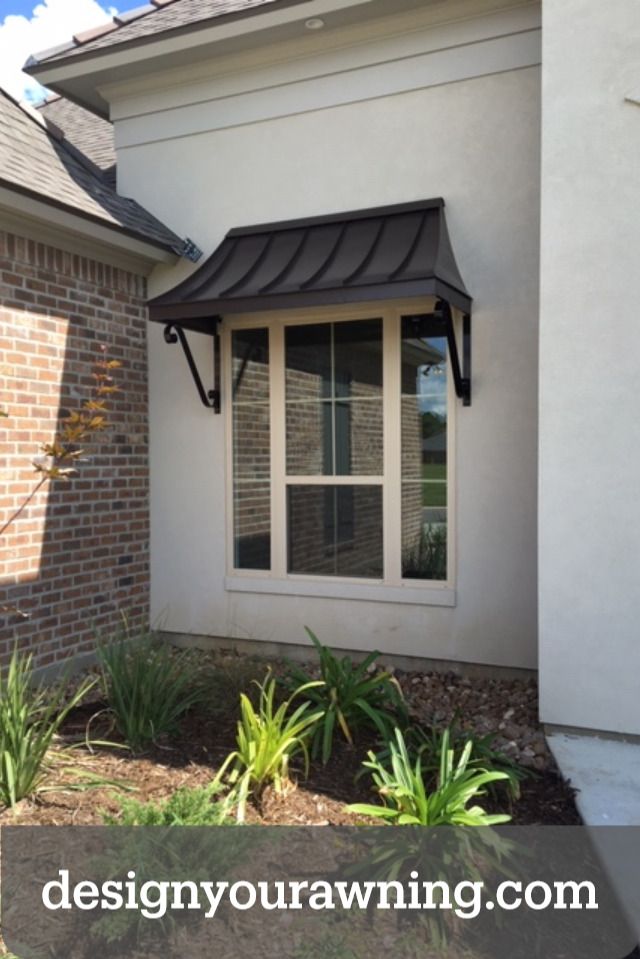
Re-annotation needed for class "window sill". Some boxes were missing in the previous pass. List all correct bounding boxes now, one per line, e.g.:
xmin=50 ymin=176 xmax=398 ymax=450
xmin=224 ymin=577 xmax=456 ymax=607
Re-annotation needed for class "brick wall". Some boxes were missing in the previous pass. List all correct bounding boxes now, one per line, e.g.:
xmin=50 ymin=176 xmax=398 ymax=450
xmin=0 ymin=230 xmax=150 ymax=668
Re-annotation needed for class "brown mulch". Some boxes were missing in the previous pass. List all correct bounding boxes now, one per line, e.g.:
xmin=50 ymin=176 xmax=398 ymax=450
xmin=0 ymin=651 xmax=582 ymax=827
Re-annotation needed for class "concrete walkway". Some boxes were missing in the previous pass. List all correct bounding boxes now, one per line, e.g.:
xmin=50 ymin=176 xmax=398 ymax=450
xmin=547 ymin=731 xmax=640 ymax=825
xmin=548 ymin=731 xmax=640 ymax=948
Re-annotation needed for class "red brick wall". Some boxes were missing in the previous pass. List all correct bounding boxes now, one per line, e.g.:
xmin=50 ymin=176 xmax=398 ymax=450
xmin=0 ymin=230 xmax=150 ymax=668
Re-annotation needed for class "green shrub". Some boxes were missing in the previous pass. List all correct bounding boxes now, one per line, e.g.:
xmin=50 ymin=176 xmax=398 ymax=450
xmin=283 ymin=628 xmax=408 ymax=764
xmin=405 ymin=721 xmax=529 ymax=800
xmin=214 ymin=672 xmax=323 ymax=821
xmin=0 ymin=647 xmax=96 ymax=808
xmin=102 ymin=783 xmax=232 ymax=825
xmin=97 ymin=626 xmax=204 ymax=751
xmin=348 ymin=727 xmax=511 ymax=825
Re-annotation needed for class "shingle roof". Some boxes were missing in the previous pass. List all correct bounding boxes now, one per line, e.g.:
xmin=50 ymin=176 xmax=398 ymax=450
xmin=26 ymin=0 xmax=299 ymax=68
xmin=36 ymin=96 xmax=116 ymax=188
xmin=0 ymin=87 xmax=184 ymax=255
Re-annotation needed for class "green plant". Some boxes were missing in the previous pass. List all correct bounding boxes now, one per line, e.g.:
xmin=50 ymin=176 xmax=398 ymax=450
xmin=283 ymin=628 xmax=408 ymax=764
xmin=348 ymin=727 xmax=511 ymax=825
xmin=214 ymin=672 xmax=323 ymax=821
xmin=405 ymin=720 xmax=529 ymax=800
xmin=102 ymin=783 xmax=232 ymax=825
xmin=97 ymin=625 xmax=204 ymax=751
xmin=402 ymin=524 xmax=447 ymax=581
xmin=0 ymin=647 xmax=97 ymax=808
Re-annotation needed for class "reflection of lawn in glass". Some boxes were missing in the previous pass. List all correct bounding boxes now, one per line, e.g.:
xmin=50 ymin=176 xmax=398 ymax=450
xmin=422 ymin=463 xmax=447 ymax=507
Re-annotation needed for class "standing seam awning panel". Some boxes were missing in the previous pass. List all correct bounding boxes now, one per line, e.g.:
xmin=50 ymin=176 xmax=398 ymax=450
xmin=147 ymin=198 xmax=472 ymax=327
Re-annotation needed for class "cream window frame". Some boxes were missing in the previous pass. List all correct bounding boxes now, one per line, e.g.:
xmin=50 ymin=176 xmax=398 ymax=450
xmin=223 ymin=297 xmax=456 ymax=601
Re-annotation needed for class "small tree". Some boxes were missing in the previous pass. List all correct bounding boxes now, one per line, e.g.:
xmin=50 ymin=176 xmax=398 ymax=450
xmin=1 ymin=345 xmax=120 ymax=617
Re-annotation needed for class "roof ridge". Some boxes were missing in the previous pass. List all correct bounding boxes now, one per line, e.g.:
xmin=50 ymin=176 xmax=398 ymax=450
xmin=26 ymin=0 xmax=182 ymax=67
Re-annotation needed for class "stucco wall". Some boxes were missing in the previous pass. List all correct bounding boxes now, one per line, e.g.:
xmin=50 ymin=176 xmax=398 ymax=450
xmin=114 ymin=10 xmax=541 ymax=668
xmin=539 ymin=0 xmax=640 ymax=733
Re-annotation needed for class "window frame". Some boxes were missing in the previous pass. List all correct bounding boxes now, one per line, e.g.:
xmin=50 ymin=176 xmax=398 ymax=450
xmin=223 ymin=297 xmax=456 ymax=599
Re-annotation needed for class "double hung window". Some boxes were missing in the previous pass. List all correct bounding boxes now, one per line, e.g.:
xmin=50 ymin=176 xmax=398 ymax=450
xmin=228 ymin=304 xmax=452 ymax=588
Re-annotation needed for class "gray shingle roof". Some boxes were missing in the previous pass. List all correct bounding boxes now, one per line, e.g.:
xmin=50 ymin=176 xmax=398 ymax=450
xmin=0 ymin=87 xmax=184 ymax=255
xmin=36 ymin=96 xmax=116 ymax=188
xmin=27 ymin=0 xmax=297 ymax=67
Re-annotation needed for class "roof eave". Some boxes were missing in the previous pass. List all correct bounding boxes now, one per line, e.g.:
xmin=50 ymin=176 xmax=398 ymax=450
xmin=0 ymin=182 xmax=177 ymax=274
xmin=22 ymin=0 xmax=427 ymax=117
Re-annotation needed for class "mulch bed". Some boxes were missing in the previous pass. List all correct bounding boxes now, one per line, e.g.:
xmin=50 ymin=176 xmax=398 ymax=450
xmin=0 ymin=650 xmax=582 ymax=827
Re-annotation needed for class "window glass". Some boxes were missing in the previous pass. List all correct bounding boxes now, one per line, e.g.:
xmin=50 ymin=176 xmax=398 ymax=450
xmin=285 ymin=319 xmax=383 ymax=476
xmin=287 ymin=485 xmax=383 ymax=578
xmin=400 ymin=315 xmax=448 ymax=580
xmin=231 ymin=328 xmax=271 ymax=570
xmin=230 ymin=311 xmax=450 ymax=585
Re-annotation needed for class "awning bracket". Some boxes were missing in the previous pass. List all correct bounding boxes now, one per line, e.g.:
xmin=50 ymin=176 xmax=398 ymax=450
xmin=436 ymin=300 xmax=472 ymax=406
xmin=163 ymin=322 xmax=220 ymax=413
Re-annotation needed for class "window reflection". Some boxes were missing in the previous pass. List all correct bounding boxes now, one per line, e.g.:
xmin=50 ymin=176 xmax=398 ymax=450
xmin=288 ymin=485 xmax=383 ymax=578
xmin=401 ymin=316 xmax=447 ymax=581
xmin=285 ymin=319 xmax=383 ymax=476
xmin=232 ymin=329 xmax=271 ymax=570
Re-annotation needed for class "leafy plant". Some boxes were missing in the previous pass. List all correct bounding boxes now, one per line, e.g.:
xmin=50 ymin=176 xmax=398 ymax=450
xmin=348 ymin=727 xmax=511 ymax=825
xmin=198 ymin=653 xmax=268 ymax=717
xmin=283 ymin=628 xmax=408 ymax=764
xmin=405 ymin=720 xmax=529 ymax=800
xmin=102 ymin=783 xmax=233 ymax=825
xmin=0 ymin=647 xmax=97 ymax=808
xmin=213 ymin=672 xmax=323 ymax=821
xmin=97 ymin=624 xmax=204 ymax=751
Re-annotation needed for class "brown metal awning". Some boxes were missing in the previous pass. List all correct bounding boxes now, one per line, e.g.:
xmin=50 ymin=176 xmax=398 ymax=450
xmin=148 ymin=198 xmax=472 ymax=328
xmin=149 ymin=199 xmax=473 ymax=410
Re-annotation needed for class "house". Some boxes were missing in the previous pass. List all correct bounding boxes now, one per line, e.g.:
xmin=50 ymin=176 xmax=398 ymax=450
xmin=1 ymin=0 xmax=638 ymax=742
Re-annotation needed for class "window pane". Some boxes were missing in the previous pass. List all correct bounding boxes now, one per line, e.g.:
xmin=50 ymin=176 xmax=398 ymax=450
xmin=286 ymin=400 xmax=333 ymax=475
xmin=234 ymin=403 xmax=271 ymax=479
xmin=285 ymin=324 xmax=331 ymax=401
xmin=333 ymin=319 xmax=383 ymax=398
xmin=286 ymin=399 xmax=383 ymax=475
xmin=401 ymin=316 xmax=447 ymax=581
xmin=401 ymin=482 xmax=447 ymax=580
xmin=232 ymin=328 xmax=270 ymax=404
xmin=287 ymin=485 xmax=383 ymax=578
xmin=234 ymin=483 xmax=271 ymax=571
xmin=285 ymin=319 xmax=383 ymax=476
xmin=232 ymin=328 xmax=270 ymax=570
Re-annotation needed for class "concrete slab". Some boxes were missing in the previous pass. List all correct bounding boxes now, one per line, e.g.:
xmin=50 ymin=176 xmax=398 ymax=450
xmin=548 ymin=732 xmax=640 ymax=948
xmin=547 ymin=732 xmax=640 ymax=826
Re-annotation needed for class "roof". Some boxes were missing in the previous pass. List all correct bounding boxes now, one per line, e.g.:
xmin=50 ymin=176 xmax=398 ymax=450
xmin=148 ymin=198 xmax=472 ymax=328
xmin=26 ymin=0 xmax=302 ymax=68
xmin=0 ymin=87 xmax=185 ymax=256
xmin=36 ymin=96 xmax=116 ymax=188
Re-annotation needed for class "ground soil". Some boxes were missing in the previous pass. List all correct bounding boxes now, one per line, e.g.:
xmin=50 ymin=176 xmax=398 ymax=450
xmin=0 ymin=650 xmax=582 ymax=827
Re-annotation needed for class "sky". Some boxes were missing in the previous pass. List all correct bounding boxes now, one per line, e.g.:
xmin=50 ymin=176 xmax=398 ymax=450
xmin=0 ymin=0 xmax=142 ymax=103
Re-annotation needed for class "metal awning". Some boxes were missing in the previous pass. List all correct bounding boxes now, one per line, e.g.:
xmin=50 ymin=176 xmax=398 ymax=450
xmin=148 ymin=198 xmax=472 ymax=409
xmin=148 ymin=198 xmax=471 ymax=325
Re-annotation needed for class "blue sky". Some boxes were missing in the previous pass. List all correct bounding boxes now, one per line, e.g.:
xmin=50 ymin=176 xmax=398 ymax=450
xmin=0 ymin=0 xmax=143 ymax=102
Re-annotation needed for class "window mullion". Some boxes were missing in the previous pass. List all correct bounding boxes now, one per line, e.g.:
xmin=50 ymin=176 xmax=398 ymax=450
xmin=384 ymin=311 xmax=402 ymax=585
xmin=271 ymin=321 xmax=286 ymax=577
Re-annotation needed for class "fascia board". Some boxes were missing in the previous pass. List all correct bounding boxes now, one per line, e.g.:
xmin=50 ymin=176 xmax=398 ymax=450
xmin=0 ymin=186 xmax=175 ymax=275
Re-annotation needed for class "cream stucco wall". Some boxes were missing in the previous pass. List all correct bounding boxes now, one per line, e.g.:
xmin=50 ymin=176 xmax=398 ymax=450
xmin=539 ymin=0 xmax=640 ymax=732
xmin=113 ymin=8 xmax=542 ymax=667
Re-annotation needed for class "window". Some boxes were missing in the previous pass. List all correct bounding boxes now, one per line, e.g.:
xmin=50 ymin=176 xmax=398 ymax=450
xmin=227 ymin=302 xmax=452 ymax=589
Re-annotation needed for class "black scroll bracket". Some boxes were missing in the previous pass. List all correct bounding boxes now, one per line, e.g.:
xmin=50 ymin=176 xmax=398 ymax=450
xmin=163 ymin=322 xmax=220 ymax=413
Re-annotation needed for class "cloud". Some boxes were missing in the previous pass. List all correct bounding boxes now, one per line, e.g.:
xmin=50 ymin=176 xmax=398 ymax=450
xmin=0 ymin=0 xmax=118 ymax=103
